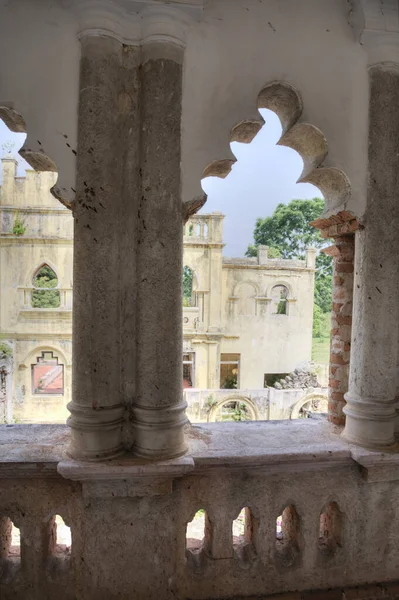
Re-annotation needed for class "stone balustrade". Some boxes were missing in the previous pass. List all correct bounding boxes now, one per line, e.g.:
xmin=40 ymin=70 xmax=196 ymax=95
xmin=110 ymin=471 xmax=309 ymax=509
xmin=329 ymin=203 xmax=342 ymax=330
xmin=1 ymin=420 xmax=399 ymax=600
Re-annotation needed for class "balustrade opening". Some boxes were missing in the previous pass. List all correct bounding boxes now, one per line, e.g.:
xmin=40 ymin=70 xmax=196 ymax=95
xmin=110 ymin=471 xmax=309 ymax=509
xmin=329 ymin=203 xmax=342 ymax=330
xmin=319 ymin=502 xmax=342 ymax=557
xmin=50 ymin=514 xmax=71 ymax=556
xmin=275 ymin=505 xmax=300 ymax=566
xmin=186 ymin=509 xmax=206 ymax=553
xmin=0 ymin=517 xmax=20 ymax=559
xmin=232 ymin=506 xmax=256 ymax=561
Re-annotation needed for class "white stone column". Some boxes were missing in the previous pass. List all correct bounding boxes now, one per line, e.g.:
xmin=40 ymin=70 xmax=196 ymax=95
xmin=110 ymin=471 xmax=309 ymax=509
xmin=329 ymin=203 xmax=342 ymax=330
xmin=343 ymin=44 xmax=399 ymax=447
xmin=68 ymin=34 xmax=140 ymax=459
xmin=133 ymin=40 xmax=188 ymax=458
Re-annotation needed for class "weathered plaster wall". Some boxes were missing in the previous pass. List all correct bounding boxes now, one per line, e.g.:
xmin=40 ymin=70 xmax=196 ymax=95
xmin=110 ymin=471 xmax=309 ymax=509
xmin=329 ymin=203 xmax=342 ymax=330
xmin=182 ymin=0 xmax=368 ymax=219
xmin=1 ymin=1 xmax=367 ymax=219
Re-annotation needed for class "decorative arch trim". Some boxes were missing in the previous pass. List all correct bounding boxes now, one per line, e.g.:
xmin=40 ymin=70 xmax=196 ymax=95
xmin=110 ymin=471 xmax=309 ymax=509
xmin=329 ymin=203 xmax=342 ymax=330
xmin=19 ymin=345 xmax=71 ymax=369
xmin=183 ymin=265 xmax=200 ymax=291
xmin=0 ymin=106 xmax=71 ymax=210
xmin=208 ymin=396 xmax=259 ymax=422
xmin=290 ymin=393 xmax=328 ymax=420
xmin=266 ymin=281 xmax=293 ymax=298
xmin=233 ymin=280 xmax=260 ymax=297
xmin=184 ymin=81 xmax=352 ymax=219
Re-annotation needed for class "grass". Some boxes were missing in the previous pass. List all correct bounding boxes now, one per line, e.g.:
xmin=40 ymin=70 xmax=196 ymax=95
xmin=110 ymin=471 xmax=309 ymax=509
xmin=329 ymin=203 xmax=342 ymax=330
xmin=312 ymin=335 xmax=330 ymax=365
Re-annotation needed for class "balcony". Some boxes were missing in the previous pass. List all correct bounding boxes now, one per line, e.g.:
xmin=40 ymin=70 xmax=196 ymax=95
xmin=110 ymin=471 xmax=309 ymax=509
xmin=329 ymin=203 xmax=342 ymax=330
xmin=1 ymin=419 xmax=399 ymax=600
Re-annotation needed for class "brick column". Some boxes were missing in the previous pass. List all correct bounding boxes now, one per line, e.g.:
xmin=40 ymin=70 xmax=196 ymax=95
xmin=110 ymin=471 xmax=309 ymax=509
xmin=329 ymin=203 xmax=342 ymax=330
xmin=311 ymin=212 xmax=359 ymax=427
xmin=323 ymin=236 xmax=355 ymax=425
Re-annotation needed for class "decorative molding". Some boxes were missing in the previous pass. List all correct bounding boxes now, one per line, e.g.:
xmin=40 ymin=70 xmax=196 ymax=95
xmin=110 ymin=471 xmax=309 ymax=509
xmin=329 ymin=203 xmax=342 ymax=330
xmin=58 ymin=456 xmax=194 ymax=498
xmin=349 ymin=0 xmax=399 ymax=64
xmin=65 ymin=0 xmax=204 ymax=47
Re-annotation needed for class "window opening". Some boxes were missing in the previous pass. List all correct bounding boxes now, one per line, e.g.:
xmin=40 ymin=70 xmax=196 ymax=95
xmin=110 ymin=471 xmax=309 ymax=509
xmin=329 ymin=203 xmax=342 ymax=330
xmin=31 ymin=264 xmax=60 ymax=308
xmin=220 ymin=354 xmax=240 ymax=389
xmin=183 ymin=353 xmax=195 ymax=389
xmin=31 ymin=351 xmax=64 ymax=395
xmin=183 ymin=266 xmax=197 ymax=307
xmin=264 ymin=373 xmax=289 ymax=387
xmin=271 ymin=285 xmax=289 ymax=315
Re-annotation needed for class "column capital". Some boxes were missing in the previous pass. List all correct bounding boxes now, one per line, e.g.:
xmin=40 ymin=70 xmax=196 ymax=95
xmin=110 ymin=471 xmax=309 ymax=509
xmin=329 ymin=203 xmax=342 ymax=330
xmin=350 ymin=0 xmax=399 ymax=65
xmin=66 ymin=0 xmax=204 ymax=47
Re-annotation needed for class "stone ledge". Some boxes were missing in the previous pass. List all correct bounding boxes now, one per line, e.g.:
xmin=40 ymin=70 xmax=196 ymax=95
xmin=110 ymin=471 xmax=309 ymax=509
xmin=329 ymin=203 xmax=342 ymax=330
xmin=0 ymin=420 xmax=399 ymax=482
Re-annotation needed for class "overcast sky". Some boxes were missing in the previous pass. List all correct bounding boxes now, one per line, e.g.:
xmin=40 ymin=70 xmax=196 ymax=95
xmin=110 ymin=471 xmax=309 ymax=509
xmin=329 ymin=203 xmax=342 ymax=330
xmin=0 ymin=108 xmax=321 ymax=257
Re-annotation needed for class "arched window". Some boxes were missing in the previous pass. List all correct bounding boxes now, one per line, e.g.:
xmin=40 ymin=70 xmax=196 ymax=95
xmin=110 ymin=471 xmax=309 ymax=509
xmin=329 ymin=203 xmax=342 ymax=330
xmin=31 ymin=351 xmax=64 ymax=395
xmin=271 ymin=285 xmax=289 ymax=315
xmin=183 ymin=266 xmax=197 ymax=307
xmin=31 ymin=264 xmax=60 ymax=308
xmin=236 ymin=283 xmax=256 ymax=316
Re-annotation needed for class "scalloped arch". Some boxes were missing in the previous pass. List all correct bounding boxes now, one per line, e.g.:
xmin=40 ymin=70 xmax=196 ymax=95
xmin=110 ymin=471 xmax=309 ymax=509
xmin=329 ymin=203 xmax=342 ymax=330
xmin=0 ymin=106 xmax=71 ymax=210
xmin=192 ymin=81 xmax=351 ymax=217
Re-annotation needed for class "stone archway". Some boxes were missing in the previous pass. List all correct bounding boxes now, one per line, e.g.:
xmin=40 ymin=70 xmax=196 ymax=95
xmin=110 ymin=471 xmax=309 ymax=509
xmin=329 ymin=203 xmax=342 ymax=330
xmin=208 ymin=395 xmax=259 ymax=423
xmin=291 ymin=393 xmax=328 ymax=420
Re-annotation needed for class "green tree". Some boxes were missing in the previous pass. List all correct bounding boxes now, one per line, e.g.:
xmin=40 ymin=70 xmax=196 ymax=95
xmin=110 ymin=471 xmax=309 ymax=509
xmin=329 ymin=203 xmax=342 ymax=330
xmin=246 ymin=198 xmax=332 ymax=312
xmin=182 ymin=266 xmax=194 ymax=307
xmin=32 ymin=265 xmax=60 ymax=308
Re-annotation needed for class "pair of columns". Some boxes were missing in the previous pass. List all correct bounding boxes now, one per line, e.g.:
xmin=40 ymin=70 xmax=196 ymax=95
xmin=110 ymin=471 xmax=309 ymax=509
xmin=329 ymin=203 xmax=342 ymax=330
xmin=68 ymin=34 xmax=187 ymax=460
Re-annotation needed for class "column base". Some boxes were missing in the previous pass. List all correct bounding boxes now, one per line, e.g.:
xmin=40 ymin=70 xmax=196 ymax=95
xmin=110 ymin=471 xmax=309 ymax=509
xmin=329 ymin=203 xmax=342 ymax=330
xmin=342 ymin=392 xmax=396 ymax=449
xmin=132 ymin=401 xmax=188 ymax=460
xmin=67 ymin=402 xmax=125 ymax=460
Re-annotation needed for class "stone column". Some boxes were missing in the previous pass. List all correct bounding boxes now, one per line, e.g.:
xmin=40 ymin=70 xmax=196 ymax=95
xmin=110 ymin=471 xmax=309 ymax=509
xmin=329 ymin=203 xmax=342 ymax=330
xmin=132 ymin=42 xmax=188 ymax=459
xmin=324 ymin=236 xmax=354 ymax=425
xmin=343 ymin=65 xmax=399 ymax=448
xmin=68 ymin=35 xmax=140 ymax=459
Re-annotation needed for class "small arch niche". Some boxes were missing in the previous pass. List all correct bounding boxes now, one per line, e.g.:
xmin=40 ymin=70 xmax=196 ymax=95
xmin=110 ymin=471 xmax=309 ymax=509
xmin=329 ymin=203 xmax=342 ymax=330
xmin=275 ymin=505 xmax=300 ymax=567
xmin=318 ymin=502 xmax=342 ymax=558
xmin=31 ymin=264 xmax=60 ymax=308
xmin=271 ymin=285 xmax=289 ymax=315
xmin=236 ymin=283 xmax=256 ymax=316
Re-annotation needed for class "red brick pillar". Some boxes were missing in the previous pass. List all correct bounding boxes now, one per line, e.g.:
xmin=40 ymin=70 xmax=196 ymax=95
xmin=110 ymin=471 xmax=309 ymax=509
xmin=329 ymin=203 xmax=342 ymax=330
xmin=324 ymin=235 xmax=355 ymax=425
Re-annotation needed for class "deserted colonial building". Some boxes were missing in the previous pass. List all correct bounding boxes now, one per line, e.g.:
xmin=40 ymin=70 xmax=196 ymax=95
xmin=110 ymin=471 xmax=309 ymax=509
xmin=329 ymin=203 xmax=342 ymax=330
xmin=0 ymin=165 xmax=315 ymax=422
xmin=0 ymin=1 xmax=398 ymax=599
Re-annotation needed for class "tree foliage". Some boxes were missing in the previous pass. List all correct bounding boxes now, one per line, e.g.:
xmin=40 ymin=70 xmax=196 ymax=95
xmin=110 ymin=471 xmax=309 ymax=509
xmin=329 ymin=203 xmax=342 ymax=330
xmin=246 ymin=198 xmax=332 ymax=313
xmin=32 ymin=265 xmax=60 ymax=308
xmin=182 ymin=266 xmax=194 ymax=307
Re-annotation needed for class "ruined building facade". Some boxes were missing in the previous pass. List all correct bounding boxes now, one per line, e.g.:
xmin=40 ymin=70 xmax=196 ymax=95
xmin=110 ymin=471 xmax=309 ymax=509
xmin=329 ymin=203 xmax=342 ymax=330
xmin=0 ymin=161 xmax=315 ymax=422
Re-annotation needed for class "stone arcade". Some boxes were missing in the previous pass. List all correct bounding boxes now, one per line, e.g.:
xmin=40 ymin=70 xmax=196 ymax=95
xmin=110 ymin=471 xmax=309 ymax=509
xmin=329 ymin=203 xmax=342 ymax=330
xmin=1 ymin=1 xmax=399 ymax=599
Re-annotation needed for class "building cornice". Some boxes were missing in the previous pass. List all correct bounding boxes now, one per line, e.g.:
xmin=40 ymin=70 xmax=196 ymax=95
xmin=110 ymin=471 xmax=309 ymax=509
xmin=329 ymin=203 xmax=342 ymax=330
xmin=0 ymin=237 xmax=73 ymax=245
xmin=221 ymin=263 xmax=313 ymax=273
xmin=0 ymin=206 xmax=72 ymax=215
xmin=349 ymin=0 xmax=399 ymax=65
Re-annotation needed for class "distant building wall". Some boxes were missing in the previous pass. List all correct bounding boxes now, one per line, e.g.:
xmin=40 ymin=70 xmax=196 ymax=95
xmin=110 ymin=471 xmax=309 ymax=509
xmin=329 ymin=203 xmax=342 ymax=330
xmin=0 ymin=159 xmax=73 ymax=423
